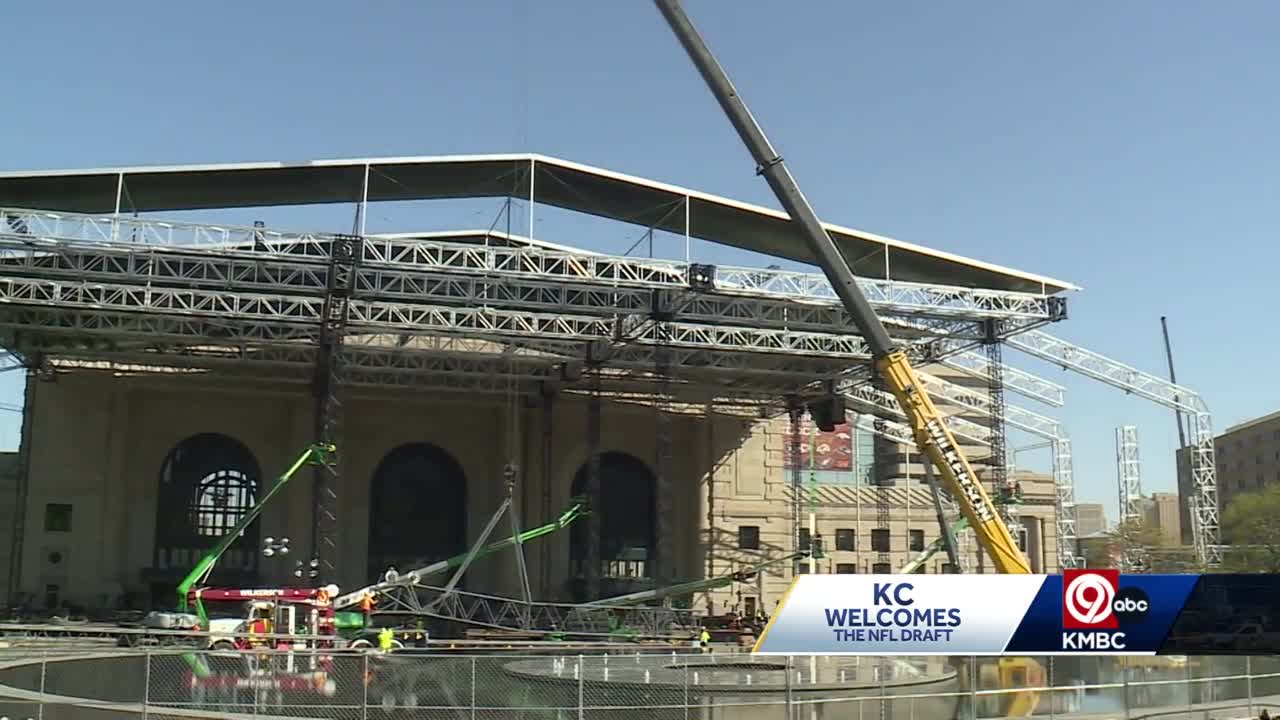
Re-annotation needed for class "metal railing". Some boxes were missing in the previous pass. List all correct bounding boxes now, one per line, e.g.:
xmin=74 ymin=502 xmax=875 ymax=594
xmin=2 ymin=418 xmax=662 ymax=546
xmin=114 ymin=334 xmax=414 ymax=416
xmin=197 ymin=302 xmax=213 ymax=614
xmin=0 ymin=642 xmax=1278 ymax=720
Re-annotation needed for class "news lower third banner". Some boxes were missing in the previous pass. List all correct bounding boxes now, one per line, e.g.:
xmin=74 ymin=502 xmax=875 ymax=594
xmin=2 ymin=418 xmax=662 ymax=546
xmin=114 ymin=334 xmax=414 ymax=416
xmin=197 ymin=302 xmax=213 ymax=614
xmin=753 ymin=571 xmax=1280 ymax=655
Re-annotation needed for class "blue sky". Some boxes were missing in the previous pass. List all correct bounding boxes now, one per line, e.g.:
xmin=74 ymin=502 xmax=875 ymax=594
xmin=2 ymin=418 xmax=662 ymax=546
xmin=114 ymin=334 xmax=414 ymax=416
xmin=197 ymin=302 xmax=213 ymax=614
xmin=2 ymin=0 xmax=1276 ymax=524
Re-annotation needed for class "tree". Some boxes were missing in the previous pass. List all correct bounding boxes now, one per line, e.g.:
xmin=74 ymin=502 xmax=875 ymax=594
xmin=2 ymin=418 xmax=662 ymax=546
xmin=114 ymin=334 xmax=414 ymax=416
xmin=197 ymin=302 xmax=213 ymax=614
xmin=1077 ymin=518 xmax=1201 ymax=573
xmin=1219 ymin=484 xmax=1280 ymax=573
xmin=1109 ymin=518 xmax=1202 ymax=573
xmin=1079 ymin=530 xmax=1121 ymax=570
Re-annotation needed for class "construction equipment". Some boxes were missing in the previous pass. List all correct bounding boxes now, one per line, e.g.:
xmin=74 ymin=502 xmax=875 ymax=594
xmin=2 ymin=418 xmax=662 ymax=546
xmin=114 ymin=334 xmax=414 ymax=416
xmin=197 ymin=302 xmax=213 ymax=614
xmin=352 ymin=550 xmax=805 ymax=640
xmin=974 ymin=657 xmax=1045 ymax=718
xmin=653 ymin=5 xmax=1044 ymax=715
xmin=187 ymin=586 xmax=339 ymax=653
xmin=178 ymin=444 xmax=333 ymax=614
xmin=119 ymin=444 xmax=333 ymax=646
xmin=592 ymin=551 xmax=809 ymax=608
xmin=190 ymin=502 xmax=584 ymax=648
xmin=652 ymin=0 xmax=1029 ymax=575
xmin=1160 ymin=316 xmax=1189 ymax=448
xmin=126 ymin=440 xmax=583 ymax=650
xmin=898 ymin=518 xmax=969 ymax=575
xmin=332 ymin=500 xmax=586 ymax=612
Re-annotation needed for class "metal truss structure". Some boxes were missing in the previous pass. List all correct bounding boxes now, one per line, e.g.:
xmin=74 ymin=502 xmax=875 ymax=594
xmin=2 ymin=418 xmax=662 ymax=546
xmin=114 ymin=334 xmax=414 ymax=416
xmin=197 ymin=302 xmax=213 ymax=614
xmin=1005 ymin=331 xmax=1220 ymax=566
xmin=310 ymin=233 xmax=358 ymax=585
xmin=788 ymin=403 xmax=804 ymax=557
xmin=844 ymin=367 xmax=1081 ymax=570
xmin=584 ymin=374 xmax=603 ymax=600
xmin=939 ymin=353 xmax=1066 ymax=408
xmin=1116 ymin=426 xmax=1144 ymax=526
xmin=371 ymin=582 xmax=698 ymax=639
xmin=0 ymin=209 xmax=1069 ymax=411
xmin=983 ymin=320 xmax=1017 ymax=547
xmin=1115 ymin=425 xmax=1145 ymax=572
xmin=653 ymin=320 xmax=675 ymax=589
xmin=0 ymin=204 xmax=1219 ymax=583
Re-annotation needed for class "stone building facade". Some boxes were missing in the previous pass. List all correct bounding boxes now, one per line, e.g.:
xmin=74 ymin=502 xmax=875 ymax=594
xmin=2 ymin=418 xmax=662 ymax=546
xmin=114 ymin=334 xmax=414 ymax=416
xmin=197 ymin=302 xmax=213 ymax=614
xmin=703 ymin=410 xmax=1059 ymax=616
xmin=7 ymin=365 xmax=1057 ymax=616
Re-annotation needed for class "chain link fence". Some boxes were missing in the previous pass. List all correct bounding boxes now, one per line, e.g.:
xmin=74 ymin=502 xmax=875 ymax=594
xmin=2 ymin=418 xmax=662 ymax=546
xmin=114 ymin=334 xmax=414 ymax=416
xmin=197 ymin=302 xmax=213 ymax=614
xmin=0 ymin=647 xmax=1279 ymax=720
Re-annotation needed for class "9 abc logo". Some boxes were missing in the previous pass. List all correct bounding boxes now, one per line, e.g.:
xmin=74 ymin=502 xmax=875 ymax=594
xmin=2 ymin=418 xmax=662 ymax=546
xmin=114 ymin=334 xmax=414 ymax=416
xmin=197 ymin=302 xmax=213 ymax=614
xmin=1062 ymin=570 xmax=1150 ymax=629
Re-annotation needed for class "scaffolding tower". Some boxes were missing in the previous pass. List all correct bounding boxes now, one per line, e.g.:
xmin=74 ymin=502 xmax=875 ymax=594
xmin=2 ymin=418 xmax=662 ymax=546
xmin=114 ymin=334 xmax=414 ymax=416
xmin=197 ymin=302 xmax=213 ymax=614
xmin=309 ymin=232 xmax=359 ymax=585
xmin=1115 ymin=425 xmax=1145 ymax=571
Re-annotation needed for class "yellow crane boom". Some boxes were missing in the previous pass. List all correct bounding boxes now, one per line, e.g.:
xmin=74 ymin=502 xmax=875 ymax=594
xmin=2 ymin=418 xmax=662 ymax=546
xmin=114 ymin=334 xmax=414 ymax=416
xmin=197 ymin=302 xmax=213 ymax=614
xmin=653 ymin=0 xmax=1029 ymax=575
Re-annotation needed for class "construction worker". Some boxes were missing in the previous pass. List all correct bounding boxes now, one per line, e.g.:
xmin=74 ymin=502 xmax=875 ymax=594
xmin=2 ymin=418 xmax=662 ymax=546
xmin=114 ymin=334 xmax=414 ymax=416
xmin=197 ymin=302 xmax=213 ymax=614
xmin=247 ymin=606 xmax=273 ymax=649
xmin=699 ymin=627 xmax=712 ymax=653
xmin=413 ymin=618 xmax=428 ymax=648
xmin=377 ymin=626 xmax=395 ymax=653
xmin=360 ymin=591 xmax=376 ymax=627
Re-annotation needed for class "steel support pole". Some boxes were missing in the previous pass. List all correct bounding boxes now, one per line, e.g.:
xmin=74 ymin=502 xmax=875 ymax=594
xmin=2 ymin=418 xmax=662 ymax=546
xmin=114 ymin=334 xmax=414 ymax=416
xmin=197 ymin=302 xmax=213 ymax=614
xmin=541 ymin=390 xmax=555 ymax=597
xmin=577 ymin=655 xmax=585 ymax=720
xmin=788 ymin=402 xmax=803 ymax=557
xmin=529 ymin=159 xmax=536 ymax=242
xmin=1246 ymin=656 xmax=1254 ymax=717
xmin=111 ymin=172 xmax=125 ymax=243
xmin=359 ymin=164 xmax=370 ymax=237
xmin=683 ymin=661 xmax=690 ymax=720
xmin=508 ymin=465 xmax=534 ymax=615
xmin=785 ymin=655 xmax=794 ymax=720
xmin=969 ymin=657 xmax=978 ymax=720
xmin=6 ymin=370 xmax=35 ymax=607
xmin=38 ymin=651 xmax=46 ymax=720
xmin=1122 ymin=668 xmax=1130 ymax=720
xmin=684 ymin=194 xmax=691 ymax=263
xmin=312 ymin=234 xmax=358 ymax=585
xmin=654 ymin=313 xmax=674 ymax=589
xmin=435 ymin=498 xmax=512 ymax=601
xmin=585 ymin=375 xmax=602 ymax=600
xmin=142 ymin=650 xmax=151 ymax=719
xmin=1048 ymin=657 xmax=1055 ymax=720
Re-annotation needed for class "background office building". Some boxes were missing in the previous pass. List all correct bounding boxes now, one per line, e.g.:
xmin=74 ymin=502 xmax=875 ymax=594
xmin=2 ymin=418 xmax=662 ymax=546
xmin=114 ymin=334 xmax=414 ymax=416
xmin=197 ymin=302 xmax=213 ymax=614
xmin=1177 ymin=410 xmax=1280 ymax=545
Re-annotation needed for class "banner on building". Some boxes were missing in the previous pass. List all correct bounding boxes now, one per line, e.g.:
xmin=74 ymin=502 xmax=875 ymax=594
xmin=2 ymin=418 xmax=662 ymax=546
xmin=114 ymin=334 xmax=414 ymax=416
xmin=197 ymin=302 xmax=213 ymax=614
xmin=754 ymin=571 xmax=1280 ymax=655
xmin=782 ymin=418 xmax=853 ymax=472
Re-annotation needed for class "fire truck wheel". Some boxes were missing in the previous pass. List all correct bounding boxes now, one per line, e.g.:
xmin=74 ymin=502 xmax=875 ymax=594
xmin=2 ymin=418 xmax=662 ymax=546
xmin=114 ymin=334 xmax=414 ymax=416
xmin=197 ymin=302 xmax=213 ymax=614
xmin=350 ymin=638 xmax=373 ymax=650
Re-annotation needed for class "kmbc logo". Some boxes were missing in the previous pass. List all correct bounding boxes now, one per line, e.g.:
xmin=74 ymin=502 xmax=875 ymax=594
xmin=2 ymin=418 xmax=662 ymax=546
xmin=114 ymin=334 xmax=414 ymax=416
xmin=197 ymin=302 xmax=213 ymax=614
xmin=1062 ymin=569 xmax=1149 ymax=630
xmin=1063 ymin=570 xmax=1119 ymax=629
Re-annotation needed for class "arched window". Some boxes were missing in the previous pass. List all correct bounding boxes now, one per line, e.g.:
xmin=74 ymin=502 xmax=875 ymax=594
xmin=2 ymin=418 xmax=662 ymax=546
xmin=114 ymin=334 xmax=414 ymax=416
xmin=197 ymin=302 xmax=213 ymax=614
xmin=569 ymin=452 xmax=656 ymax=600
xmin=368 ymin=443 xmax=468 ymax=583
xmin=152 ymin=433 xmax=262 ymax=588
xmin=192 ymin=468 xmax=256 ymax=537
